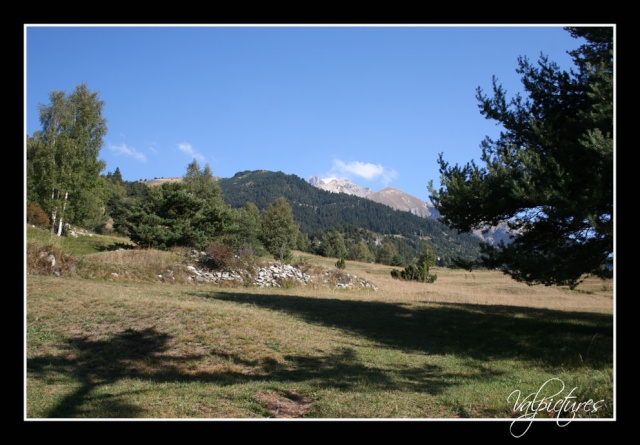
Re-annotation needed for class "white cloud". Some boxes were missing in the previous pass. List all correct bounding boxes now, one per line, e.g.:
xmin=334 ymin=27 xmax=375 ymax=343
xmin=381 ymin=169 xmax=398 ymax=186
xmin=108 ymin=143 xmax=147 ymax=162
xmin=178 ymin=142 xmax=206 ymax=163
xmin=330 ymin=159 xmax=397 ymax=185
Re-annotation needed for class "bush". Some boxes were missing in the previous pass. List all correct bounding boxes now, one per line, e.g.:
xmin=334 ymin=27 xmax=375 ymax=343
xmin=26 ymin=202 xmax=50 ymax=229
xmin=335 ymin=258 xmax=346 ymax=270
xmin=391 ymin=264 xmax=437 ymax=283
xmin=202 ymin=242 xmax=235 ymax=270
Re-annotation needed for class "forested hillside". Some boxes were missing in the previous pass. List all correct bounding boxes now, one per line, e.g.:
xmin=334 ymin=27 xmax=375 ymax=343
xmin=218 ymin=170 xmax=483 ymax=265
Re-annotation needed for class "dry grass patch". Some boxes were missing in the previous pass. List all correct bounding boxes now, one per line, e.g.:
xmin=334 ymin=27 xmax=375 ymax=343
xmin=252 ymin=390 xmax=314 ymax=418
xmin=75 ymin=248 xmax=190 ymax=283
xmin=291 ymin=251 xmax=612 ymax=313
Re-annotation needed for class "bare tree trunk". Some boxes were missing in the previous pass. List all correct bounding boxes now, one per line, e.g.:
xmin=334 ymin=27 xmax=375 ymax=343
xmin=56 ymin=191 xmax=68 ymax=236
xmin=50 ymin=189 xmax=57 ymax=234
xmin=50 ymin=209 xmax=57 ymax=234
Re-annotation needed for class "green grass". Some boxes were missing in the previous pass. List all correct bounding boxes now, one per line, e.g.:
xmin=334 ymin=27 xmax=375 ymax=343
xmin=25 ymin=226 xmax=614 ymax=421
xmin=26 ymin=225 xmax=134 ymax=256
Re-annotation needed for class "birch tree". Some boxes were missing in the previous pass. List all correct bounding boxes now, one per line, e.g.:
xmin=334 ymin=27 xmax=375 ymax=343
xmin=27 ymin=83 xmax=107 ymax=235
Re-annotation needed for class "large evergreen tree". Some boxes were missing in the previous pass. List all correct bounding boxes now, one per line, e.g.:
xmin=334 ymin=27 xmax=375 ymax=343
xmin=182 ymin=160 xmax=223 ymax=203
xmin=126 ymin=162 xmax=233 ymax=250
xmin=226 ymin=202 xmax=264 ymax=252
xmin=27 ymin=83 xmax=108 ymax=234
xmin=127 ymin=181 xmax=232 ymax=250
xmin=428 ymin=27 xmax=613 ymax=288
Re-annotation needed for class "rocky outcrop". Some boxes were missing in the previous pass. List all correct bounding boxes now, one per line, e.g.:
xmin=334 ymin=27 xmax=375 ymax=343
xmin=176 ymin=261 xmax=378 ymax=290
xmin=170 ymin=250 xmax=377 ymax=290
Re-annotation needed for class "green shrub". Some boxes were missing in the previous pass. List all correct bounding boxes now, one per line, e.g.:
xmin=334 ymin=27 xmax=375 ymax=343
xmin=391 ymin=264 xmax=437 ymax=283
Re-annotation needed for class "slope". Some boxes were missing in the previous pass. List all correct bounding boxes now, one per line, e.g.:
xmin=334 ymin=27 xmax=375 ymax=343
xmin=217 ymin=170 xmax=483 ymax=264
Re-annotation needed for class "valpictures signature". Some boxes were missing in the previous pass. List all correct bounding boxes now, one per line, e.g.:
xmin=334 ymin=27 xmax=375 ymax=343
xmin=507 ymin=377 xmax=606 ymax=438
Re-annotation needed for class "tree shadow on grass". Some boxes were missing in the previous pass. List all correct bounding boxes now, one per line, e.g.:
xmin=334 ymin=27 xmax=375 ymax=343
xmin=203 ymin=292 xmax=613 ymax=369
xmin=27 ymin=292 xmax=612 ymax=418
xmin=27 ymin=327 xmax=182 ymax=418
xmin=28 ymin=326 xmax=461 ymax=418
xmin=207 ymin=345 xmax=459 ymax=394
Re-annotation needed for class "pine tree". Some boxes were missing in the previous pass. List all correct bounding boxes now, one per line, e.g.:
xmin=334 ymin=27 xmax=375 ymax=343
xmin=183 ymin=160 xmax=223 ymax=203
xmin=228 ymin=201 xmax=263 ymax=251
xmin=126 ymin=161 xmax=233 ymax=250
xmin=415 ymin=244 xmax=437 ymax=283
xmin=428 ymin=27 xmax=613 ymax=288
xmin=260 ymin=197 xmax=299 ymax=263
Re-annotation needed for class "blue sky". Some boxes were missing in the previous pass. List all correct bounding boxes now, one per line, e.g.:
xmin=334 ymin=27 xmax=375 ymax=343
xmin=25 ymin=24 xmax=591 ymax=201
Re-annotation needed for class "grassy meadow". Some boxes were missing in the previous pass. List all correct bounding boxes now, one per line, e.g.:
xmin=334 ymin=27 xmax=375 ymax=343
xmin=25 ymin=226 xmax=614 ymax=422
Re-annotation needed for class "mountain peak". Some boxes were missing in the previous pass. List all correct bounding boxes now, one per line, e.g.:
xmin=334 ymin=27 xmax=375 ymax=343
xmin=306 ymin=177 xmax=373 ymax=198
xmin=368 ymin=187 xmax=438 ymax=219
xmin=306 ymin=177 xmax=439 ymax=219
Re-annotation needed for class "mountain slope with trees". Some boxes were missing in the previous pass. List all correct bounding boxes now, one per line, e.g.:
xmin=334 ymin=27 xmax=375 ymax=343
xmin=217 ymin=169 xmax=483 ymax=266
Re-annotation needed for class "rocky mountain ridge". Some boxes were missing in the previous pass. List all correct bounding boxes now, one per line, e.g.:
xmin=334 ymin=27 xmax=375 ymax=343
xmin=306 ymin=176 xmax=511 ymax=244
xmin=306 ymin=176 xmax=439 ymax=219
xmin=306 ymin=176 xmax=374 ymax=198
